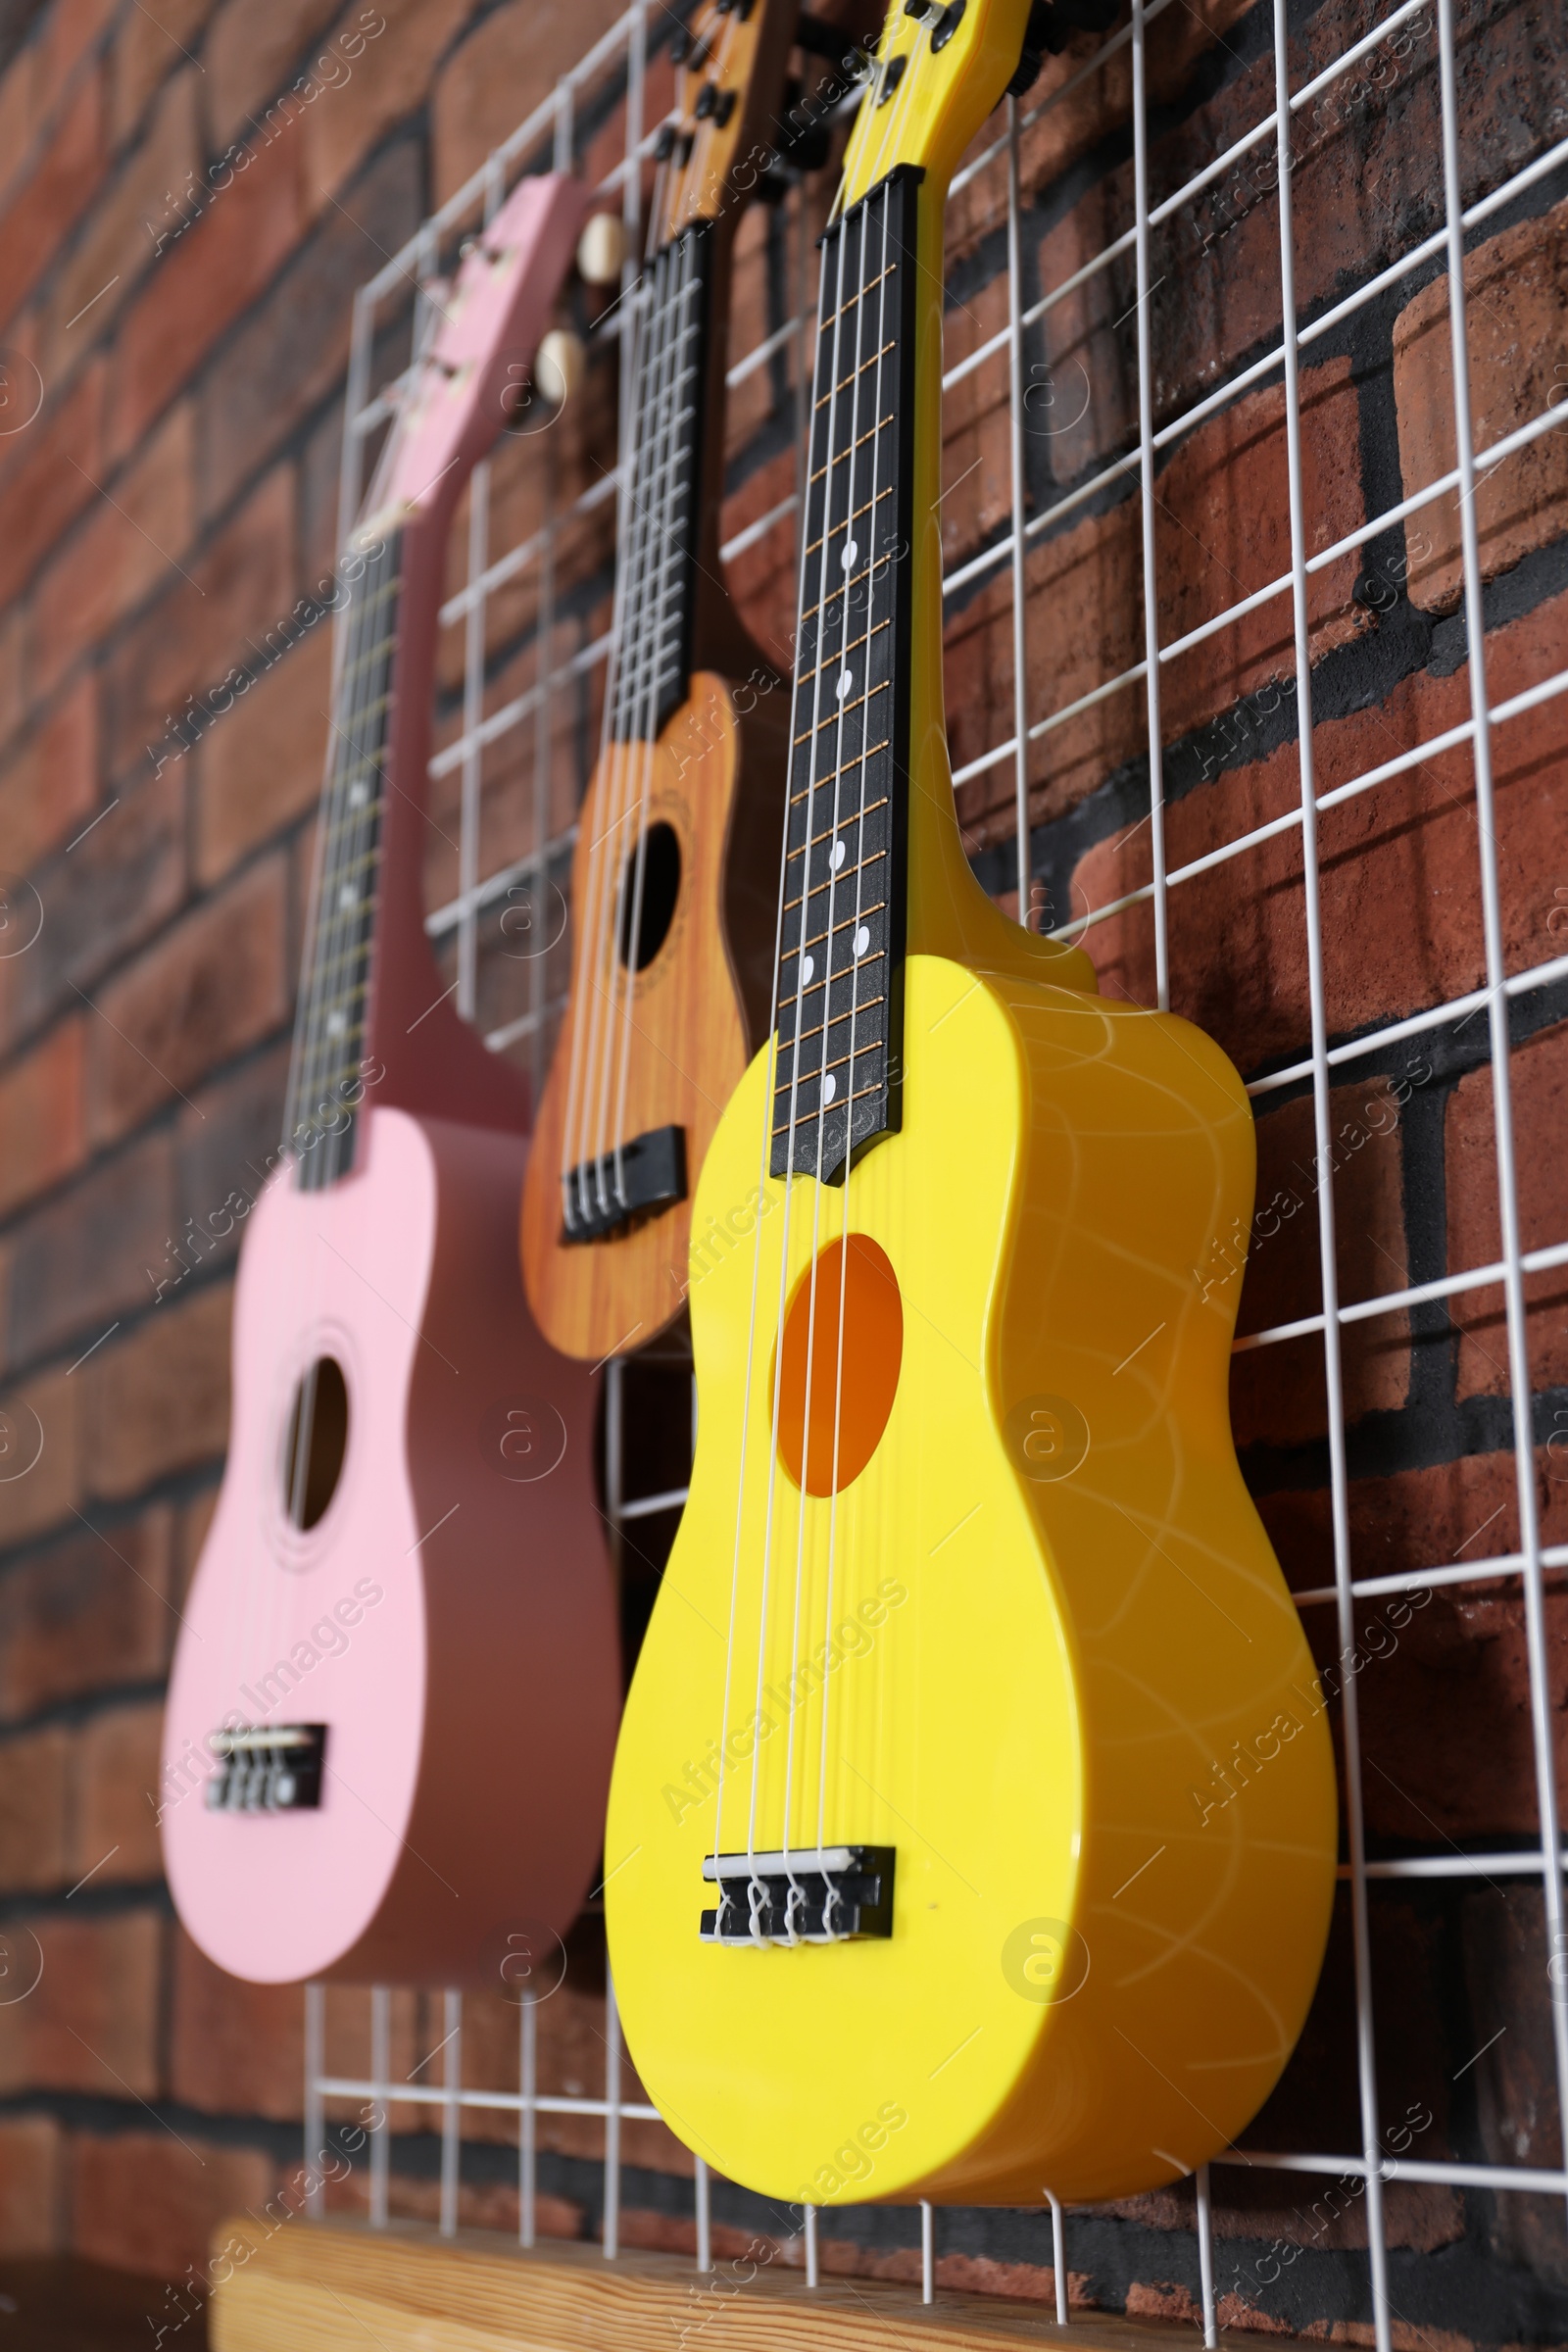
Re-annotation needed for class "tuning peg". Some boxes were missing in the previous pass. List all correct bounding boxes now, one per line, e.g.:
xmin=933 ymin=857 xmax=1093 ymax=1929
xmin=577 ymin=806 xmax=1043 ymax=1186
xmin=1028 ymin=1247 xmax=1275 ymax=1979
xmin=577 ymin=213 xmax=626 ymax=286
xmin=694 ymin=81 xmax=737 ymax=125
xmin=535 ymin=330 xmax=585 ymax=411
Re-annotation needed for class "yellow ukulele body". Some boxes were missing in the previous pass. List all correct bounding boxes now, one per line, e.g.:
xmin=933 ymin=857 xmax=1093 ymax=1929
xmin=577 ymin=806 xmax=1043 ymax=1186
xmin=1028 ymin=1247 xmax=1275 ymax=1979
xmin=606 ymin=0 xmax=1336 ymax=2204
xmin=608 ymin=955 xmax=1336 ymax=2202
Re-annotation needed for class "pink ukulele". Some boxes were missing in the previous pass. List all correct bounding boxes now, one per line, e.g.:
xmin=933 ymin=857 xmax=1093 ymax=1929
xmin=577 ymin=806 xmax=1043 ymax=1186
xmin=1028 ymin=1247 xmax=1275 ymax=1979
xmin=162 ymin=175 xmax=619 ymax=1986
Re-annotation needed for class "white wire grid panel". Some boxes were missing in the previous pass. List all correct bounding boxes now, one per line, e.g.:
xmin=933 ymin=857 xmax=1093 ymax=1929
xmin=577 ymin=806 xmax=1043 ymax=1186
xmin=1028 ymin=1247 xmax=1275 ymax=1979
xmin=302 ymin=3 xmax=1568 ymax=2343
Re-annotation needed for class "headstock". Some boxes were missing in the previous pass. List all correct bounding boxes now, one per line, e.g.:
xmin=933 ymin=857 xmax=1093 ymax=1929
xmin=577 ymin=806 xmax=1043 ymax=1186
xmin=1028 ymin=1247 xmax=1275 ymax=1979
xmin=651 ymin=0 xmax=801 ymax=243
xmin=380 ymin=172 xmax=587 ymax=525
xmin=835 ymin=0 xmax=1037 ymax=212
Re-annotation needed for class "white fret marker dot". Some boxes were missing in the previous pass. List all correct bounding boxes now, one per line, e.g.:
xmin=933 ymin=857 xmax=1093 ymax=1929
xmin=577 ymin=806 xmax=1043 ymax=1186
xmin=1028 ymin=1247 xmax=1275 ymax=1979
xmin=841 ymin=539 xmax=858 ymax=570
xmin=348 ymin=783 xmax=368 ymax=808
xmin=831 ymin=839 xmax=847 ymax=870
xmin=326 ymin=1011 xmax=347 ymax=1039
xmin=854 ymin=925 xmax=871 ymax=957
xmin=836 ymin=670 xmax=852 ymax=700
xmin=337 ymin=884 xmax=356 ymax=910
xmin=822 ymin=1073 xmax=837 ymax=1103
xmin=801 ymin=955 xmax=814 ymax=985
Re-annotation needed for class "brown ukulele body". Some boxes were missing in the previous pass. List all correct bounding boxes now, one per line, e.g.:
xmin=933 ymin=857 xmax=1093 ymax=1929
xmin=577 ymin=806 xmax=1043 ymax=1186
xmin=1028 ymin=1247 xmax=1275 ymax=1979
xmin=521 ymin=671 xmax=788 ymax=1360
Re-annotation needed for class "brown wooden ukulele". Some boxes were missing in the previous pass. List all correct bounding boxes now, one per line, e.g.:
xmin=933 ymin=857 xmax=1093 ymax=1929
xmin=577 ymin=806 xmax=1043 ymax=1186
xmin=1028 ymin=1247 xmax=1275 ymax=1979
xmin=519 ymin=0 xmax=818 ymax=1362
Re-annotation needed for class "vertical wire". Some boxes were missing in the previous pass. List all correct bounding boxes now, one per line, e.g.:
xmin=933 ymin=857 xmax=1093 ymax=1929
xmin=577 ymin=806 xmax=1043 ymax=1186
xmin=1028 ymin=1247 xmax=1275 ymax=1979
xmin=439 ymin=1988 xmax=463 ymax=2238
xmin=1196 ymin=2165 xmax=1216 ymax=2348
xmin=604 ymin=1970 xmax=622 ymax=2259
xmin=459 ymin=459 xmax=490 ymax=1022
xmin=1005 ymin=95 xmax=1031 ymax=913
xmin=1129 ymin=0 xmax=1170 ymax=1009
xmin=695 ymin=2155 xmax=711 ymax=2273
xmin=520 ymin=1991 xmax=538 ymax=2247
xmin=920 ymin=2201 xmax=934 ymax=2304
xmin=1267 ymin=1 xmax=1391 ymax=2339
xmin=805 ymin=2203 xmax=818 ymax=2287
xmin=1434 ymin=0 xmax=1568 ymax=2215
xmin=1046 ymin=2190 xmax=1066 ymax=2324
xmin=369 ymin=1984 xmax=390 ymax=2229
xmin=304 ymin=1983 xmax=325 ymax=2219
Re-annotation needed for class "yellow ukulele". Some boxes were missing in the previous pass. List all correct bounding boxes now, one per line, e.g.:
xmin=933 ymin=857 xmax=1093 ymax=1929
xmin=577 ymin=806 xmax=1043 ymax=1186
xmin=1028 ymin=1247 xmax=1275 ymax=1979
xmin=605 ymin=0 xmax=1337 ymax=2205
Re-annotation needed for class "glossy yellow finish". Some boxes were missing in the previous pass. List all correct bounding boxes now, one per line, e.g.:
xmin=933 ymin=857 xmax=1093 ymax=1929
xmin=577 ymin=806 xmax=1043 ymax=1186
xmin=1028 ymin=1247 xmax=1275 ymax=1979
xmin=605 ymin=0 xmax=1337 ymax=2205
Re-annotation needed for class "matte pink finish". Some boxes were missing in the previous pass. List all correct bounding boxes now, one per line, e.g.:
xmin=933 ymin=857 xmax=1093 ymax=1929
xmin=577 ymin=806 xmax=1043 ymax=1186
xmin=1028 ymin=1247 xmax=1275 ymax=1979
xmin=163 ymin=1104 xmax=618 ymax=1986
xmin=162 ymin=175 xmax=616 ymax=1986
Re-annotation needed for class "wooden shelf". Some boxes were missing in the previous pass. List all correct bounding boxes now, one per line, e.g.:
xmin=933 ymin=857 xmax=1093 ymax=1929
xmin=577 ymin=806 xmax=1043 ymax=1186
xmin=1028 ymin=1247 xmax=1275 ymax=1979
xmin=208 ymin=2215 xmax=1195 ymax=2352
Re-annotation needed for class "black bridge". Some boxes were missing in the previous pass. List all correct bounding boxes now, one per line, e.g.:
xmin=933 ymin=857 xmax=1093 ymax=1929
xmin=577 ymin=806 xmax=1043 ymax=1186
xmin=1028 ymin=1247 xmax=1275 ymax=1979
xmin=206 ymin=1725 xmax=326 ymax=1813
xmin=563 ymin=1124 xmax=686 ymax=1243
xmin=700 ymin=1844 xmax=895 ymax=1945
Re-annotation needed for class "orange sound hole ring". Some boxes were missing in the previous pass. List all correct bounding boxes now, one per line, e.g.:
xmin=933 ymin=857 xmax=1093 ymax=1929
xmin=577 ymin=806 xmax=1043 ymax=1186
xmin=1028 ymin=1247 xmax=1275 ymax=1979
xmin=774 ymin=1235 xmax=903 ymax=1496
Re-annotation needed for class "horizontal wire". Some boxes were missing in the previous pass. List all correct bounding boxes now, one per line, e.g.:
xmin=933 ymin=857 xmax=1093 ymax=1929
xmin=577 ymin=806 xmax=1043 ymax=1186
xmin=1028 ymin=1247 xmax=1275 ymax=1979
xmin=315 ymin=2075 xmax=661 ymax=2121
xmin=1293 ymin=1544 xmax=1568 ymax=1608
xmin=1234 ymin=1237 xmax=1568 ymax=1353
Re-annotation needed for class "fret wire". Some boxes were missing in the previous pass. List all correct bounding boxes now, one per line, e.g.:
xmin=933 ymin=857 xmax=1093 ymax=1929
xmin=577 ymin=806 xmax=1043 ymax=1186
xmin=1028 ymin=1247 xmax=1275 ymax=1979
xmin=769 ymin=1072 xmax=886 ymax=1137
xmin=791 ymin=676 xmax=889 ymax=747
xmin=784 ymin=898 xmax=890 ymax=959
xmin=789 ymin=741 xmax=891 ymax=803
xmin=610 ymin=239 xmax=704 ymax=735
xmin=795 ymin=792 xmax=893 ymax=858
xmin=812 ymin=259 xmax=898 ymax=330
xmin=803 ymin=477 xmax=900 ymax=562
xmin=795 ymin=614 xmax=892 ymax=692
xmin=813 ymin=337 xmax=900 ymax=415
xmin=795 ymin=562 xmax=896 ymax=631
xmin=773 ymin=991 xmax=889 ymax=1053
xmin=807 ymin=411 xmax=898 ymax=490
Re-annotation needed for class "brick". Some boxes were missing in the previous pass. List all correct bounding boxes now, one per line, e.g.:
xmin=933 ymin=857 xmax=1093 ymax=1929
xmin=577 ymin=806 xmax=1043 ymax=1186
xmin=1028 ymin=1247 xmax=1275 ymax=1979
xmin=0 ymin=609 xmax=22 ymax=751
xmin=0 ymin=1503 xmax=175 ymax=1717
xmin=86 ymin=854 xmax=288 ymax=1145
xmin=0 ymin=1722 xmax=72 ymax=1889
xmin=430 ymin=0 xmax=625 ymax=206
xmin=1395 ymin=200 xmax=1568 ymax=615
xmin=0 ymin=1359 xmax=84 ymax=1551
xmin=72 ymin=2129 xmax=273 ymax=2278
xmin=41 ymin=68 xmax=202 ymax=382
xmin=1446 ymin=1019 xmax=1568 ymax=1400
xmin=0 ymin=765 xmax=185 ymax=1059
xmin=302 ymin=0 xmax=472 ymax=211
xmin=110 ymin=125 xmax=304 ymax=459
xmin=949 ymin=359 xmax=1365 ymax=842
xmin=171 ymin=1929 xmax=305 ymax=2121
xmin=111 ymin=0 xmax=212 ymax=146
xmin=0 ymin=677 xmax=98 ymax=876
xmin=0 ymin=69 xmax=107 ymax=331
xmin=1261 ymin=1449 xmax=1568 ymax=1841
xmin=105 ymin=462 xmax=295 ymax=783
xmin=0 ymin=1018 xmax=86 ymax=1223
xmin=205 ymin=0 xmax=343 ymax=151
xmin=198 ymin=133 xmax=420 ymax=523
xmin=7 ymin=1130 xmax=175 ymax=1367
xmin=0 ymin=357 xmax=104 ymax=611
xmin=87 ymin=1276 xmax=231 ymax=1500
xmin=0 ymin=1909 xmax=162 ymax=2097
xmin=1228 ymin=1076 xmax=1411 ymax=1449
xmin=1461 ymin=1885 xmax=1568 ymax=2286
xmin=175 ymin=1486 xmax=217 ymax=1612
xmin=1070 ymin=587 xmax=1568 ymax=1070
xmin=75 ymin=1700 xmax=165 ymax=1884
xmin=33 ymin=0 xmax=116 ymax=122
xmin=0 ymin=2115 xmax=64 ymax=2252
xmin=175 ymin=1040 xmax=290 ymax=1288
xmin=32 ymin=400 xmax=197 ymax=700
xmin=196 ymin=624 xmax=331 ymax=885
xmin=0 ymin=54 xmax=33 ymax=215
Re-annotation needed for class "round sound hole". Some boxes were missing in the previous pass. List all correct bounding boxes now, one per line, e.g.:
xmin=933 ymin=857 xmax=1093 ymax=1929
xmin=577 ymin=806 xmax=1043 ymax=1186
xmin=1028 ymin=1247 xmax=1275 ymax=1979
xmin=774 ymin=1237 xmax=903 ymax=1497
xmin=282 ymin=1357 xmax=350 ymax=1531
xmin=617 ymin=823 xmax=681 ymax=971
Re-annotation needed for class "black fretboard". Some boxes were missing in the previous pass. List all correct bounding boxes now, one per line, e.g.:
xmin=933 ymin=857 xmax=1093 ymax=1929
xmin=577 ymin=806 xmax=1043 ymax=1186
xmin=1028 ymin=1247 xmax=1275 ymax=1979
xmin=770 ymin=169 xmax=918 ymax=1184
xmin=610 ymin=223 xmax=713 ymax=743
xmin=283 ymin=531 xmax=402 ymax=1189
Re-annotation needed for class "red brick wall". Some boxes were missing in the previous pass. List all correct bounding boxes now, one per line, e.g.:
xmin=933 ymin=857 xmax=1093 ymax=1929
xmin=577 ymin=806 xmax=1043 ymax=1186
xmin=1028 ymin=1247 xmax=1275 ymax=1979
xmin=0 ymin=0 xmax=1564 ymax=2338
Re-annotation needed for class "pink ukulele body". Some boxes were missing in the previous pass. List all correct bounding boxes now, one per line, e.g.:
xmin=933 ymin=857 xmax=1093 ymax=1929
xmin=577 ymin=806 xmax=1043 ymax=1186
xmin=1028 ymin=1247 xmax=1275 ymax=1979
xmin=161 ymin=175 xmax=618 ymax=1986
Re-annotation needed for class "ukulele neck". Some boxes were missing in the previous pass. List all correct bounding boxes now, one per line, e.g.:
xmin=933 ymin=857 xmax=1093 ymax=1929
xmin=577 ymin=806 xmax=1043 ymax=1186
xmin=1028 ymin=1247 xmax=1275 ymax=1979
xmin=770 ymin=162 xmax=1096 ymax=1184
xmin=284 ymin=530 xmax=404 ymax=1190
xmin=612 ymin=223 xmax=715 ymax=743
